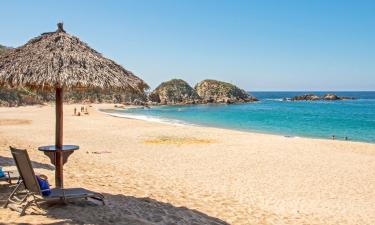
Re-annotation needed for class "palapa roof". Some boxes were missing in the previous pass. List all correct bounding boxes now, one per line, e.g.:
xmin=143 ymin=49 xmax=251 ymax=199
xmin=0 ymin=23 xmax=149 ymax=92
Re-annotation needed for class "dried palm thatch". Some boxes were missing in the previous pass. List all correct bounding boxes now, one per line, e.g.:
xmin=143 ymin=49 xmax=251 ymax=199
xmin=0 ymin=23 xmax=149 ymax=93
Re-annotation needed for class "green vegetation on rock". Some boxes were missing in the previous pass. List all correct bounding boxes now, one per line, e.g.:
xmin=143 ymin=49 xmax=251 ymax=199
xmin=148 ymin=79 xmax=201 ymax=104
xmin=0 ymin=87 xmax=147 ymax=107
xmin=194 ymin=79 xmax=257 ymax=103
xmin=0 ymin=44 xmax=9 ymax=55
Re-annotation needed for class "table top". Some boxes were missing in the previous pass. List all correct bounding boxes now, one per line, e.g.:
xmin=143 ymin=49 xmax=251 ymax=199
xmin=38 ymin=145 xmax=79 ymax=151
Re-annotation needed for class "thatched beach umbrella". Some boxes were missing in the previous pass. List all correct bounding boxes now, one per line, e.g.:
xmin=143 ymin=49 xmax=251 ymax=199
xmin=0 ymin=23 xmax=148 ymax=188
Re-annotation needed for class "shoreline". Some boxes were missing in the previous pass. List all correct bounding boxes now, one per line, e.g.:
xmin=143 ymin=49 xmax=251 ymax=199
xmin=1 ymin=103 xmax=374 ymax=145
xmin=96 ymin=104 xmax=375 ymax=145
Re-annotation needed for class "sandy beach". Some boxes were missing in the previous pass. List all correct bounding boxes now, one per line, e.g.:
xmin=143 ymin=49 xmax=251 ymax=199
xmin=0 ymin=104 xmax=374 ymax=224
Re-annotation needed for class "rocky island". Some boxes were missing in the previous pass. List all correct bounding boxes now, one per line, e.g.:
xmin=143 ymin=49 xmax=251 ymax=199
xmin=148 ymin=79 xmax=201 ymax=105
xmin=147 ymin=79 xmax=258 ymax=105
xmin=194 ymin=79 xmax=257 ymax=104
xmin=290 ymin=93 xmax=355 ymax=101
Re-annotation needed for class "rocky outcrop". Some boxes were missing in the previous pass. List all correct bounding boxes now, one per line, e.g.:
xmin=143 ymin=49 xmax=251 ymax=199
xmin=322 ymin=94 xmax=340 ymax=100
xmin=322 ymin=94 xmax=355 ymax=100
xmin=148 ymin=79 xmax=201 ymax=105
xmin=291 ymin=93 xmax=355 ymax=101
xmin=291 ymin=94 xmax=320 ymax=101
xmin=194 ymin=79 xmax=257 ymax=104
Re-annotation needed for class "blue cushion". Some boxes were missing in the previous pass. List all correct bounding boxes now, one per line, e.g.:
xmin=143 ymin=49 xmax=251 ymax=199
xmin=36 ymin=176 xmax=51 ymax=196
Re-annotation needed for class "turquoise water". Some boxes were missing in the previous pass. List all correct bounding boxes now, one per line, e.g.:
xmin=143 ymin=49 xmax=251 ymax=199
xmin=103 ymin=92 xmax=375 ymax=143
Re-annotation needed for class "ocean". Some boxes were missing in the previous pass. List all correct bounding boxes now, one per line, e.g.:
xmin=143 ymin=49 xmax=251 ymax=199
xmin=102 ymin=91 xmax=375 ymax=143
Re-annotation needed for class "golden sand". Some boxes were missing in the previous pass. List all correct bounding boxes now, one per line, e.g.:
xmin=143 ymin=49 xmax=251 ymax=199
xmin=0 ymin=104 xmax=374 ymax=224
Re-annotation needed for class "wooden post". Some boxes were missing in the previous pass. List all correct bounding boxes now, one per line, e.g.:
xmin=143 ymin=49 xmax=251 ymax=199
xmin=55 ymin=87 xmax=64 ymax=188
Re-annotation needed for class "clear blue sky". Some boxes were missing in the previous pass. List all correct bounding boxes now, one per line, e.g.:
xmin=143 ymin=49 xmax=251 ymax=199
xmin=1 ymin=0 xmax=374 ymax=91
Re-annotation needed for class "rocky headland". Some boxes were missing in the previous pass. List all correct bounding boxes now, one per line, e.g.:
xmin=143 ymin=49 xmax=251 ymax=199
xmin=148 ymin=79 xmax=201 ymax=105
xmin=147 ymin=79 xmax=257 ymax=105
xmin=194 ymin=79 xmax=257 ymax=104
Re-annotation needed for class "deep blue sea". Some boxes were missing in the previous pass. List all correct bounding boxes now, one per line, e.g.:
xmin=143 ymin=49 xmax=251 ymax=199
xmin=103 ymin=92 xmax=375 ymax=143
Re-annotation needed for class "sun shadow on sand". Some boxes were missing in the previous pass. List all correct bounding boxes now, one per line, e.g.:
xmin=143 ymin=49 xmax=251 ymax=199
xmin=1 ymin=191 xmax=229 ymax=225
xmin=0 ymin=155 xmax=54 ymax=170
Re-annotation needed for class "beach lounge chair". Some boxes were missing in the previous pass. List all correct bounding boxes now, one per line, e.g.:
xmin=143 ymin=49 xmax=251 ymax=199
xmin=4 ymin=147 xmax=104 ymax=216
xmin=0 ymin=169 xmax=19 ymax=184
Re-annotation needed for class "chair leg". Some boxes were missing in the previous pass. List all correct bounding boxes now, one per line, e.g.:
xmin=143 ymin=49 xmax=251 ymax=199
xmin=13 ymin=192 xmax=29 ymax=204
xmin=32 ymin=195 xmax=41 ymax=209
xmin=20 ymin=199 xmax=33 ymax=216
xmin=6 ymin=193 xmax=33 ymax=216
xmin=3 ymin=181 xmax=23 ymax=208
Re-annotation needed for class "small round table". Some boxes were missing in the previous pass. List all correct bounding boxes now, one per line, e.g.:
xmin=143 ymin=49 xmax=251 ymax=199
xmin=38 ymin=145 xmax=79 ymax=188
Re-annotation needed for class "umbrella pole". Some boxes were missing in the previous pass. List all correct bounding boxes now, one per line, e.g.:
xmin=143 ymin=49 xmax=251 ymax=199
xmin=55 ymin=87 xmax=64 ymax=188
